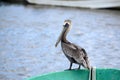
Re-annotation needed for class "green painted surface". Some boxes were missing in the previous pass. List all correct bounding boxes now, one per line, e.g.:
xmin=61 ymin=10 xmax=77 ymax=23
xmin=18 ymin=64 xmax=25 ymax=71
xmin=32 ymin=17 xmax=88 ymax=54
xmin=27 ymin=69 xmax=120 ymax=80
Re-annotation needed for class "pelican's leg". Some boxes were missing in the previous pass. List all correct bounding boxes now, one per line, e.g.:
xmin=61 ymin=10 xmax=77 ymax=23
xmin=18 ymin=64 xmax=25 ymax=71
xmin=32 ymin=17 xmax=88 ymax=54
xmin=77 ymin=65 xmax=81 ymax=70
xmin=68 ymin=62 xmax=73 ymax=70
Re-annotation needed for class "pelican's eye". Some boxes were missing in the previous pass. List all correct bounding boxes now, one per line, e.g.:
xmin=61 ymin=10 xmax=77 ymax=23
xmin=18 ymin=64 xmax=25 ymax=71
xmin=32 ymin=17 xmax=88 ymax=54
xmin=64 ymin=23 xmax=69 ymax=27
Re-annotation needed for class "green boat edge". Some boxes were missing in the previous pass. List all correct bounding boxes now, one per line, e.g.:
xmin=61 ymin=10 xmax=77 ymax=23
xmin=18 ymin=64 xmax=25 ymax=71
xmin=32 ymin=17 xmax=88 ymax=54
xmin=26 ymin=68 xmax=120 ymax=80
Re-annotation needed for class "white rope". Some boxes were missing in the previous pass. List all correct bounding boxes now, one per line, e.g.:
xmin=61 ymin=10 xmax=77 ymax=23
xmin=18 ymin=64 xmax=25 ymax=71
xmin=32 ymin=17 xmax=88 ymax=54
xmin=89 ymin=67 xmax=96 ymax=80
xmin=89 ymin=67 xmax=92 ymax=80
xmin=92 ymin=67 xmax=96 ymax=80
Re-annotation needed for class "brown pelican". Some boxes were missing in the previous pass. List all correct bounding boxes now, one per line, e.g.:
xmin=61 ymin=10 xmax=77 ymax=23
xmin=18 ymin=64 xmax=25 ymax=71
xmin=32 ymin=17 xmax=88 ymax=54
xmin=55 ymin=20 xmax=91 ymax=70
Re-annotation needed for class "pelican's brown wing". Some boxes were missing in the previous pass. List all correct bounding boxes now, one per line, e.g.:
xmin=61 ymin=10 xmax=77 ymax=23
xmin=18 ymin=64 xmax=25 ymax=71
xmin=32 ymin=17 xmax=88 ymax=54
xmin=80 ymin=48 xmax=91 ymax=69
xmin=61 ymin=42 xmax=90 ymax=69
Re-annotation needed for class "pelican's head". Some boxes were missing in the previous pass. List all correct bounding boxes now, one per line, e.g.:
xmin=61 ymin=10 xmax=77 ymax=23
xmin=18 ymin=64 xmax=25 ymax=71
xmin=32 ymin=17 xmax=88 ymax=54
xmin=64 ymin=19 xmax=72 ymax=27
xmin=55 ymin=20 xmax=72 ymax=47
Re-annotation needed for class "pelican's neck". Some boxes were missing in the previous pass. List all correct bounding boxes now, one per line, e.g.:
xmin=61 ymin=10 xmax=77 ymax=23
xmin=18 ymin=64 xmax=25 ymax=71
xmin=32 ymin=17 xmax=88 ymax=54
xmin=62 ymin=28 xmax=69 ymax=43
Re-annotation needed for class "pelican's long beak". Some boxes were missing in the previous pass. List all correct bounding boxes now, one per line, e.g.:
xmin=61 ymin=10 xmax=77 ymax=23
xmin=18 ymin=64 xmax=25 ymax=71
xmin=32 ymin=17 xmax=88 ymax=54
xmin=55 ymin=26 xmax=67 ymax=47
